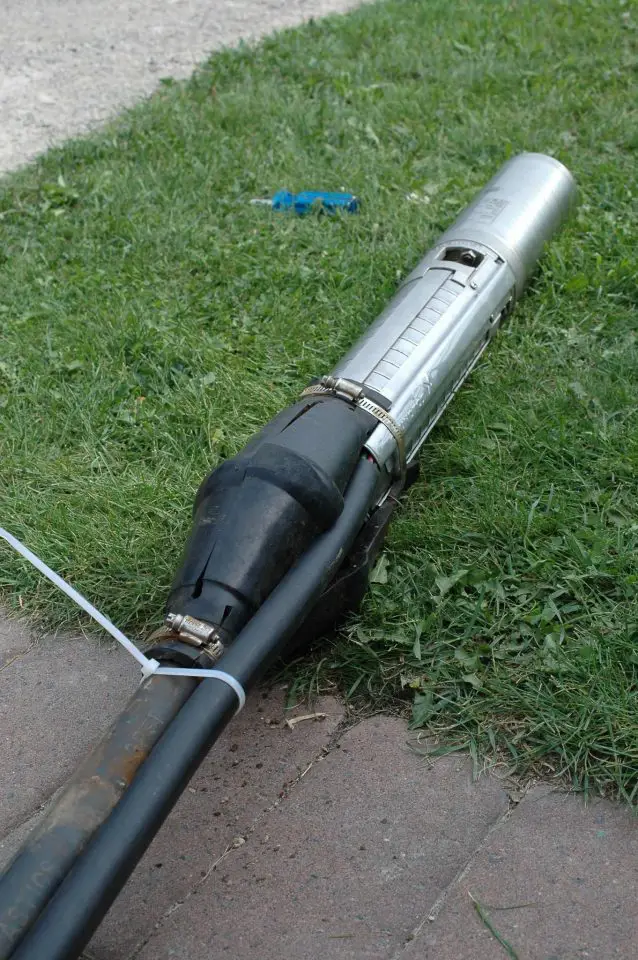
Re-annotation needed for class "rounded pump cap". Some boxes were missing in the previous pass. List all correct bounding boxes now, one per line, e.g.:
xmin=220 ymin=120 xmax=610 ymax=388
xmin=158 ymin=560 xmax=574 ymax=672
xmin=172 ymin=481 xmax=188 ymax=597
xmin=436 ymin=152 xmax=576 ymax=297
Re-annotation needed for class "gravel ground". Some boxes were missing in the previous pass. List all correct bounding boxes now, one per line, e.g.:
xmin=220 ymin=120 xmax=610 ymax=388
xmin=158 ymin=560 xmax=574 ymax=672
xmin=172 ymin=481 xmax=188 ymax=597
xmin=0 ymin=0 xmax=361 ymax=174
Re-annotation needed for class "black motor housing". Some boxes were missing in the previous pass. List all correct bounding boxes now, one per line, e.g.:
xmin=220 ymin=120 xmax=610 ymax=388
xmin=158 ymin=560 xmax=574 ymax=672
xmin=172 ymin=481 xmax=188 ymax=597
xmin=166 ymin=397 xmax=377 ymax=641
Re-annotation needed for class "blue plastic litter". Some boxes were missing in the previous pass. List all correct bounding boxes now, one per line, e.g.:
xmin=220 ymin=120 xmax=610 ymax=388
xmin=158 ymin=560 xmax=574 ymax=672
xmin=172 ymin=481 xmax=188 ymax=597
xmin=252 ymin=190 xmax=359 ymax=214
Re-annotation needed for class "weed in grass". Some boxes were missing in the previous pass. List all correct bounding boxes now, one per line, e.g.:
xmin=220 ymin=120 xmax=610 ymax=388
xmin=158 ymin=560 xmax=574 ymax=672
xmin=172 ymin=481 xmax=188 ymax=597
xmin=1 ymin=0 xmax=638 ymax=801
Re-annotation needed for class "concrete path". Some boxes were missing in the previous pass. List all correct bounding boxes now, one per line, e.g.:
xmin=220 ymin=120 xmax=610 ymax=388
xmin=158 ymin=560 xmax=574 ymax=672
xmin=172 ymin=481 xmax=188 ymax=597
xmin=1 ymin=617 xmax=637 ymax=959
xmin=2 ymin=1 xmax=637 ymax=957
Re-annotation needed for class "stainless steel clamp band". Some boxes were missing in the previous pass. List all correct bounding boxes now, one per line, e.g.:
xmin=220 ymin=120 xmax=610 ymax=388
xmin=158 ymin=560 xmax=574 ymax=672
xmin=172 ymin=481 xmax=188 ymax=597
xmin=301 ymin=376 xmax=406 ymax=478
xmin=148 ymin=613 xmax=226 ymax=663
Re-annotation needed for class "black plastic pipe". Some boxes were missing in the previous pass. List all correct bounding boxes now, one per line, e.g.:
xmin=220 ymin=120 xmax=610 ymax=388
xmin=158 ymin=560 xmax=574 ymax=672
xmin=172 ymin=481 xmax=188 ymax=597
xmin=11 ymin=457 xmax=379 ymax=960
xmin=0 ymin=673 xmax=197 ymax=960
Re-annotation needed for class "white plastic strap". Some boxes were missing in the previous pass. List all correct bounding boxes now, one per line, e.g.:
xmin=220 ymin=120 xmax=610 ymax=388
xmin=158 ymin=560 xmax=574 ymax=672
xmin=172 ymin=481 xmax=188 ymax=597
xmin=155 ymin=666 xmax=246 ymax=710
xmin=0 ymin=526 xmax=246 ymax=711
xmin=0 ymin=526 xmax=150 ymax=670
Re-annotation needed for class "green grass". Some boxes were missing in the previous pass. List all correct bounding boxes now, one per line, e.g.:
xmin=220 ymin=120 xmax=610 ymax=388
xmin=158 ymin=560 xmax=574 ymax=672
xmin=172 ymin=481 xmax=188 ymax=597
xmin=1 ymin=0 xmax=638 ymax=801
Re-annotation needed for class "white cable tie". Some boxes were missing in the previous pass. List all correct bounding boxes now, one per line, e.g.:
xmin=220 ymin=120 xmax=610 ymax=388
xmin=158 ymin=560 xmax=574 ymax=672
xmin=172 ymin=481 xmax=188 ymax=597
xmin=0 ymin=525 xmax=150 ymax=671
xmin=0 ymin=525 xmax=246 ymax=711
xmin=155 ymin=666 xmax=246 ymax=711
xmin=141 ymin=658 xmax=161 ymax=679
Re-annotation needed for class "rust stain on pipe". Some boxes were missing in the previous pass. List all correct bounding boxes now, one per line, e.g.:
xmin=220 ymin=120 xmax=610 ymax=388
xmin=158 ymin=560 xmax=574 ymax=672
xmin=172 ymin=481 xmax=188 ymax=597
xmin=0 ymin=672 xmax=198 ymax=956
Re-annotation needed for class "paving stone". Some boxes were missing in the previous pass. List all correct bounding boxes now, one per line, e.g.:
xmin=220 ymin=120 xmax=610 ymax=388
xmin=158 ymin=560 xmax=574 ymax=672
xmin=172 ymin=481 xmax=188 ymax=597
xmin=0 ymin=615 xmax=31 ymax=667
xmin=90 ymin=693 xmax=344 ymax=959
xmin=132 ymin=716 xmax=508 ymax=960
xmin=407 ymin=789 xmax=638 ymax=960
xmin=0 ymin=617 xmax=138 ymax=837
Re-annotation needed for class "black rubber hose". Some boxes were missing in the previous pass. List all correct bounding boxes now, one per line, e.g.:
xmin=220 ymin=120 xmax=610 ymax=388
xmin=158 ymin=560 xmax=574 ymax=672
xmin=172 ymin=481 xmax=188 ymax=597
xmin=11 ymin=457 xmax=379 ymax=960
xmin=0 ymin=673 xmax=197 ymax=960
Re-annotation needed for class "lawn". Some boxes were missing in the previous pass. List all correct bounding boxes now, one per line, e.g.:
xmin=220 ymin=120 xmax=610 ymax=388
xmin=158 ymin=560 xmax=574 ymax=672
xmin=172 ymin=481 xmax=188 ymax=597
xmin=1 ymin=0 xmax=637 ymax=801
